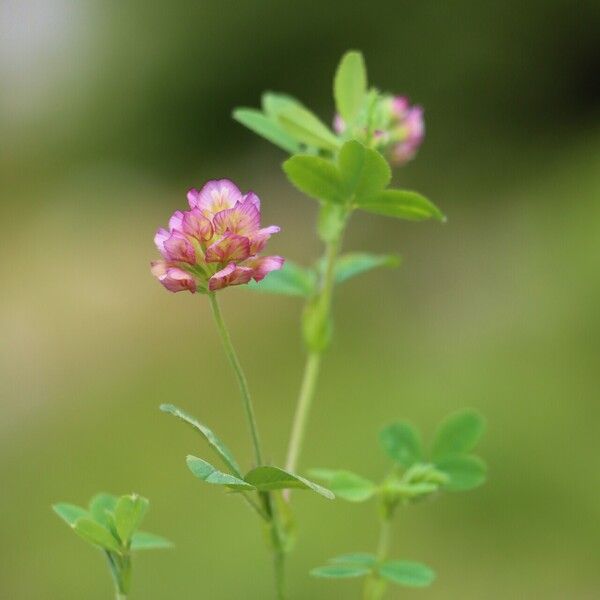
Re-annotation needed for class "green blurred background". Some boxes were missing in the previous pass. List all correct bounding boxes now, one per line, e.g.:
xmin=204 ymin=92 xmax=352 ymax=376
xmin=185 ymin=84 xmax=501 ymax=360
xmin=2 ymin=1 xmax=599 ymax=598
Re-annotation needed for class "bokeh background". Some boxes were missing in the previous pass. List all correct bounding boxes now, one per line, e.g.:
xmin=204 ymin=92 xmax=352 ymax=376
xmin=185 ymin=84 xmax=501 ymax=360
xmin=2 ymin=1 xmax=599 ymax=598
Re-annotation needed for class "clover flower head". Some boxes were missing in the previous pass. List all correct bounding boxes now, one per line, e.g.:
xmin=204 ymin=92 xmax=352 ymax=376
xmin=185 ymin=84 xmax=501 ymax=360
xmin=151 ymin=179 xmax=284 ymax=293
xmin=332 ymin=94 xmax=425 ymax=166
xmin=386 ymin=96 xmax=424 ymax=165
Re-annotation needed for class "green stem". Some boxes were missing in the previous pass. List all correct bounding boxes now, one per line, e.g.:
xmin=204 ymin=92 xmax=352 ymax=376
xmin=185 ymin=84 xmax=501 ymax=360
xmin=208 ymin=292 xmax=286 ymax=598
xmin=284 ymin=352 xmax=321 ymax=473
xmin=116 ymin=595 xmax=127 ymax=600
xmin=208 ymin=292 xmax=263 ymax=466
xmin=364 ymin=515 xmax=393 ymax=600
xmin=273 ymin=548 xmax=286 ymax=599
xmin=284 ymin=237 xmax=342 ymax=475
xmin=376 ymin=517 xmax=392 ymax=561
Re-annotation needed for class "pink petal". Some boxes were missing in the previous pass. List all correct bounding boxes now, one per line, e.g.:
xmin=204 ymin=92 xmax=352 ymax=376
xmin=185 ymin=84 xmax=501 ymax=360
xmin=163 ymin=231 xmax=196 ymax=264
xmin=248 ymin=225 xmax=280 ymax=254
xmin=182 ymin=208 xmax=213 ymax=241
xmin=333 ymin=114 xmax=346 ymax=134
xmin=390 ymin=96 xmax=410 ymax=119
xmin=205 ymin=233 xmax=251 ymax=263
xmin=187 ymin=179 xmax=243 ymax=215
xmin=212 ymin=197 xmax=260 ymax=236
xmin=154 ymin=228 xmax=170 ymax=254
xmin=151 ymin=261 xmax=196 ymax=293
xmin=391 ymin=141 xmax=418 ymax=165
xmin=405 ymin=105 xmax=424 ymax=142
xmin=208 ymin=263 xmax=254 ymax=291
xmin=169 ymin=210 xmax=185 ymax=232
xmin=246 ymin=255 xmax=285 ymax=282
xmin=241 ymin=191 xmax=261 ymax=211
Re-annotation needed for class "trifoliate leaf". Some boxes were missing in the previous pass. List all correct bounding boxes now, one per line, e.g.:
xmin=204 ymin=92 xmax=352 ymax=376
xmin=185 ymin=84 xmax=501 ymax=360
xmin=379 ymin=422 xmax=423 ymax=467
xmin=432 ymin=409 xmax=486 ymax=461
xmin=311 ymin=565 xmax=371 ymax=578
xmin=330 ymin=553 xmax=377 ymax=567
xmin=283 ymin=154 xmax=346 ymax=204
xmin=338 ymin=140 xmax=390 ymax=200
xmin=278 ymin=105 xmax=341 ymax=151
xmin=233 ymin=108 xmax=301 ymax=154
xmin=357 ymin=189 xmax=445 ymax=221
xmin=160 ymin=404 xmax=242 ymax=478
xmin=334 ymin=51 xmax=367 ymax=124
xmin=186 ymin=456 xmax=253 ymax=490
xmin=88 ymin=493 xmax=118 ymax=528
xmin=244 ymin=466 xmax=334 ymax=499
xmin=247 ymin=260 xmax=316 ymax=296
xmin=53 ymin=503 xmax=89 ymax=527
xmin=114 ymin=494 xmax=149 ymax=544
xmin=378 ymin=560 xmax=436 ymax=587
xmin=73 ymin=518 xmax=121 ymax=553
xmin=435 ymin=454 xmax=487 ymax=491
xmin=332 ymin=252 xmax=401 ymax=285
xmin=130 ymin=531 xmax=173 ymax=551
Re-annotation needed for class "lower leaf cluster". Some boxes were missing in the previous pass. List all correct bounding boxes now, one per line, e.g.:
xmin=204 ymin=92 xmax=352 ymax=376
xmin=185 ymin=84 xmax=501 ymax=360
xmin=53 ymin=493 xmax=171 ymax=594
xmin=311 ymin=553 xmax=435 ymax=588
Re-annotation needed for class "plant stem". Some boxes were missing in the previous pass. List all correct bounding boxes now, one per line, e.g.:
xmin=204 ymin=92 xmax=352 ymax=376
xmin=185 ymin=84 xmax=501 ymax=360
xmin=364 ymin=515 xmax=393 ymax=600
xmin=116 ymin=595 xmax=127 ymax=600
xmin=273 ymin=548 xmax=286 ymax=599
xmin=208 ymin=292 xmax=263 ymax=466
xmin=284 ymin=237 xmax=342 ymax=475
xmin=208 ymin=292 xmax=286 ymax=598
xmin=284 ymin=352 xmax=321 ymax=473
xmin=376 ymin=516 xmax=392 ymax=561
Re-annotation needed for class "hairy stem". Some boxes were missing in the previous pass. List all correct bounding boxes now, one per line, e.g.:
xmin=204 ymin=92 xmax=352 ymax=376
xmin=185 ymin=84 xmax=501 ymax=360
xmin=285 ymin=237 xmax=342 ymax=474
xmin=208 ymin=292 xmax=263 ymax=466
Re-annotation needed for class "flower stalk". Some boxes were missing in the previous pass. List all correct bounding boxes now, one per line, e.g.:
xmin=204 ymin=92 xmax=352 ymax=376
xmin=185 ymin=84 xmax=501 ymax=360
xmin=208 ymin=292 xmax=263 ymax=466
xmin=207 ymin=291 xmax=287 ymax=598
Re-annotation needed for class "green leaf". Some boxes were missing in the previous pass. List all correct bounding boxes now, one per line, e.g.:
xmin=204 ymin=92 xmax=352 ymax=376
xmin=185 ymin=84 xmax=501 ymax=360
xmin=338 ymin=140 xmax=390 ymax=200
xmin=247 ymin=260 xmax=316 ymax=296
xmin=262 ymin=92 xmax=302 ymax=117
xmin=378 ymin=560 xmax=436 ymax=587
xmin=53 ymin=503 xmax=89 ymax=527
xmin=334 ymin=51 xmax=367 ymax=124
xmin=330 ymin=553 xmax=377 ymax=567
xmin=283 ymin=155 xmax=345 ymax=204
xmin=307 ymin=468 xmax=340 ymax=480
xmin=73 ymin=518 xmax=121 ymax=553
xmin=131 ymin=531 xmax=173 ymax=551
xmin=114 ymin=494 xmax=149 ymax=544
xmin=233 ymin=108 xmax=301 ymax=154
xmin=244 ymin=466 xmax=334 ymax=499
xmin=432 ymin=409 xmax=486 ymax=461
xmin=436 ymin=454 xmax=487 ymax=491
xmin=160 ymin=404 xmax=242 ymax=478
xmin=357 ymin=189 xmax=445 ymax=221
xmin=333 ymin=252 xmax=401 ymax=285
xmin=186 ymin=456 xmax=254 ymax=490
xmin=309 ymin=468 xmax=375 ymax=502
xmin=89 ymin=493 xmax=118 ymax=528
xmin=311 ymin=565 xmax=371 ymax=578
xmin=278 ymin=105 xmax=341 ymax=151
xmin=330 ymin=471 xmax=376 ymax=502
xmin=379 ymin=422 xmax=423 ymax=467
